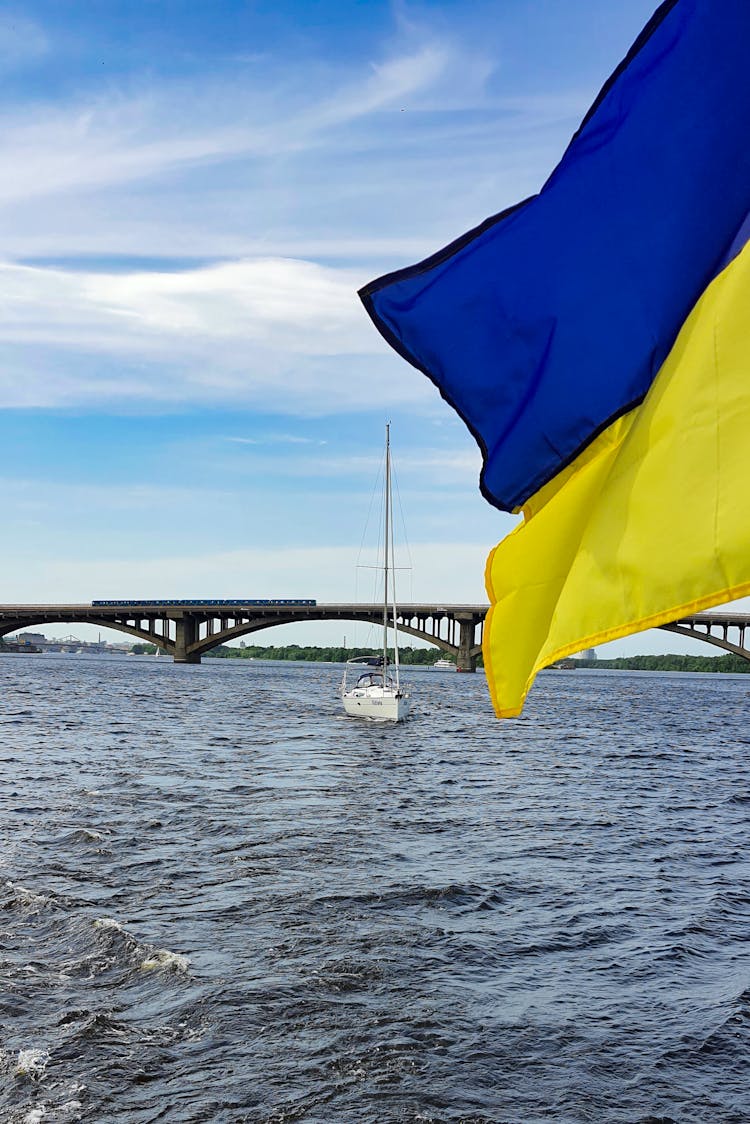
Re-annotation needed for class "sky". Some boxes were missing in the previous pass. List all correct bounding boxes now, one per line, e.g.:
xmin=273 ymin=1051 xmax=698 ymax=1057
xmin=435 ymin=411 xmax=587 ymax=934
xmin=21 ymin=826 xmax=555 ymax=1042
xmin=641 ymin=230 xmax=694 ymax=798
xmin=0 ymin=0 xmax=732 ymax=654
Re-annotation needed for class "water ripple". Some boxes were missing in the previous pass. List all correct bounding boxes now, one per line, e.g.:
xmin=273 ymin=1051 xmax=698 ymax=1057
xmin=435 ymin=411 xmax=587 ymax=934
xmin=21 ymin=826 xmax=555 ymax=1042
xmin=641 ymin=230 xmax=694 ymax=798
xmin=1 ymin=654 xmax=750 ymax=1121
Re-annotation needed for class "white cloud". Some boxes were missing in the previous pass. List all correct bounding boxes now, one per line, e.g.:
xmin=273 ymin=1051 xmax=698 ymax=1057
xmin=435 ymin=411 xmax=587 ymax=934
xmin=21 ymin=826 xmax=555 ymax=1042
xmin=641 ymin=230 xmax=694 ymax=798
xmin=0 ymin=28 xmax=572 ymax=268
xmin=221 ymin=433 xmax=326 ymax=446
xmin=0 ymin=42 xmax=455 ymax=208
xmin=205 ymin=445 xmax=481 ymax=482
xmin=0 ymin=257 xmax=368 ymax=351
xmin=92 ymin=258 xmax=368 ymax=350
xmin=0 ymin=25 xmax=540 ymax=414
xmin=0 ymin=256 xmax=435 ymax=411
xmin=0 ymin=102 xmax=249 ymax=205
xmin=285 ymin=43 xmax=452 ymax=135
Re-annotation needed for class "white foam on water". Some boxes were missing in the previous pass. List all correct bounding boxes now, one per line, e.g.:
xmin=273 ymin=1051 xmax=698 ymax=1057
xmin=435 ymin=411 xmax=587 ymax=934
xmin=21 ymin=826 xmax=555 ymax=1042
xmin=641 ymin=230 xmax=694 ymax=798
xmin=140 ymin=948 xmax=190 ymax=973
xmin=93 ymin=916 xmax=189 ymax=973
xmin=6 ymin=882 xmax=48 ymax=907
xmin=17 ymin=1075 xmax=85 ymax=1122
xmin=177 ymin=1019 xmax=207 ymax=1042
xmin=58 ymin=1100 xmax=82 ymax=1116
xmin=93 ymin=916 xmax=188 ymax=973
xmin=93 ymin=917 xmax=123 ymax=931
xmin=15 ymin=1047 xmax=50 ymax=1078
xmin=22 ymin=1104 xmax=47 ymax=1123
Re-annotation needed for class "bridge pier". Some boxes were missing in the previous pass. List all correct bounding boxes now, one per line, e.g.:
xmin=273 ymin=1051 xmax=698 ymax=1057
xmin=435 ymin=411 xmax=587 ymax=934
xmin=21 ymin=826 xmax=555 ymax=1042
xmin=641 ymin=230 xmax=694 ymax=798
xmin=174 ymin=615 xmax=201 ymax=664
xmin=456 ymin=617 xmax=477 ymax=673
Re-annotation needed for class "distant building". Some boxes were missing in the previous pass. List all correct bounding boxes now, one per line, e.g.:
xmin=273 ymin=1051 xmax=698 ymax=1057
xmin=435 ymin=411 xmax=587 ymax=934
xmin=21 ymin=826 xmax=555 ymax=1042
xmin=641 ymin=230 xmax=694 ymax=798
xmin=17 ymin=632 xmax=46 ymax=647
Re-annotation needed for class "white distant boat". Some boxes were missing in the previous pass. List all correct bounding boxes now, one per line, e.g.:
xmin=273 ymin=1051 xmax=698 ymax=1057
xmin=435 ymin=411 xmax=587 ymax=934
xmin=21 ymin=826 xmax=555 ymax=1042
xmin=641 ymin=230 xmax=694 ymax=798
xmin=341 ymin=424 xmax=411 ymax=723
xmin=433 ymin=658 xmax=455 ymax=670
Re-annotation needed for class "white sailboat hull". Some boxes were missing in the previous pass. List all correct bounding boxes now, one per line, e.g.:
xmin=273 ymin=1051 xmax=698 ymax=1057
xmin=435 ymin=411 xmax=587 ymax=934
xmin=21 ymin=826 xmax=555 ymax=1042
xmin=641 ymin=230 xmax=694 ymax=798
xmin=342 ymin=687 xmax=411 ymax=722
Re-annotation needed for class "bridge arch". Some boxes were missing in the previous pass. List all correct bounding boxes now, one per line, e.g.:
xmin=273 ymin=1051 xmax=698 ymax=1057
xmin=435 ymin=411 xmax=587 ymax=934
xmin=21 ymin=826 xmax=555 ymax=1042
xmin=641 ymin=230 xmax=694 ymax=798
xmin=0 ymin=602 xmax=484 ymax=671
xmin=190 ymin=611 xmax=467 ymax=659
xmin=0 ymin=604 xmax=485 ymax=669
xmin=660 ymin=621 xmax=750 ymax=661
xmin=0 ymin=616 xmax=176 ymax=655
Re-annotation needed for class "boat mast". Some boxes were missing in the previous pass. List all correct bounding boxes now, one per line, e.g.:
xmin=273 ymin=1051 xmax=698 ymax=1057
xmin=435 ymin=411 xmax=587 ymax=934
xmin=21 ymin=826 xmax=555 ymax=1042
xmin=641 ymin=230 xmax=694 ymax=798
xmin=389 ymin=432 xmax=400 ymax=689
xmin=383 ymin=423 xmax=390 ymax=674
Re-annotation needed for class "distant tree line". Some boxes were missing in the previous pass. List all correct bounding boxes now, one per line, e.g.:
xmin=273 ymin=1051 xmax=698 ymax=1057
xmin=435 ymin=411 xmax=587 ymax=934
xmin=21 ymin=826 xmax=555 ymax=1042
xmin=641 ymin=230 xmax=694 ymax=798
xmin=127 ymin=642 xmax=455 ymax=664
xmin=118 ymin=645 xmax=750 ymax=673
xmin=574 ymin=653 xmax=750 ymax=673
xmin=203 ymin=644 xmax=457 ymax=665
xmin=6 ymin=638 xmax=747 ymax=674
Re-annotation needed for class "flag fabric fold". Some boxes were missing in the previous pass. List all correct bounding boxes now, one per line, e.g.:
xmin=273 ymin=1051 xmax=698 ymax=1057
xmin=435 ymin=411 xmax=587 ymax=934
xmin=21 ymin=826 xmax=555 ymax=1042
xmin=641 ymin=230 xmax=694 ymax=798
xmin=359 ymin=0 xmax=750 ymax=716
xmin=485 ymin=236 xmax=750 ymax=715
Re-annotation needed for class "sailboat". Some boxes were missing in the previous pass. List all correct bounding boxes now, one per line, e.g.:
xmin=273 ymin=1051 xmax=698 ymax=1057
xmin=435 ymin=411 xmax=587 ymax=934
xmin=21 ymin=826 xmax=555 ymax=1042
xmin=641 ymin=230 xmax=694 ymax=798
xmin=340 ymin=425 xmax=411 ymax=722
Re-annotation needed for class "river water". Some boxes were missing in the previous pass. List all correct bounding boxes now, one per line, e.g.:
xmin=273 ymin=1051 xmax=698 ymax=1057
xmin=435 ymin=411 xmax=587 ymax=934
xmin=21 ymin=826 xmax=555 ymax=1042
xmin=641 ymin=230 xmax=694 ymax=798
xmin=1 ymin=653 xmax=749 ymax=1123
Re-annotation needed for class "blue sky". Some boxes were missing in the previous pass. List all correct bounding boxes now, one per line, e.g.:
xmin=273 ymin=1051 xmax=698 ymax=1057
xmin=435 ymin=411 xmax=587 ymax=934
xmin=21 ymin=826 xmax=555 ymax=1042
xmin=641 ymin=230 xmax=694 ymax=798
xmin=0 ymin=0 xmax=723 ymax=652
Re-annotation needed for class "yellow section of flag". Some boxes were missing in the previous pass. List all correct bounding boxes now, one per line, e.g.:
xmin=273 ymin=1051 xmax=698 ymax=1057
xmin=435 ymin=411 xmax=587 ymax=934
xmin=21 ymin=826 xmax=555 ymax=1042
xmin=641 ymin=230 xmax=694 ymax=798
xmin=484 ymin=240 xmax=750 ymax=718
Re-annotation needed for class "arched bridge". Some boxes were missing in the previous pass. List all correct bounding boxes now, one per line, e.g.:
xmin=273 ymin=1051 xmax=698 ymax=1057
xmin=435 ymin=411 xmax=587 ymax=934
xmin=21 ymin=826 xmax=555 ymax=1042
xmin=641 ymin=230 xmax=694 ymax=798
xmin=0 ymin=602 xmax=487 ymax=671
xmin=660 ymin=611 xmax=750 ymax=660
xmin=1 ymin=603 xmax=750 ymax=672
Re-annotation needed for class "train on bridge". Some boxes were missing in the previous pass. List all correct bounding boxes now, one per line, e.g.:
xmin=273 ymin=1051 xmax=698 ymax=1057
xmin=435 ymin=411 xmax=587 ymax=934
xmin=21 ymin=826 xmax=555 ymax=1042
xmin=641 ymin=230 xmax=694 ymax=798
xmin=91 ymin=599 xmax=317 ymax=607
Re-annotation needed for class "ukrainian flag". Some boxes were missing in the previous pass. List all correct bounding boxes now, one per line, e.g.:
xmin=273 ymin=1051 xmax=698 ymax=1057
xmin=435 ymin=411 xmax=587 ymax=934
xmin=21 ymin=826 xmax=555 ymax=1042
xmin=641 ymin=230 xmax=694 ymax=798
xmin=360 ymin=0 xmax=750 ymax=716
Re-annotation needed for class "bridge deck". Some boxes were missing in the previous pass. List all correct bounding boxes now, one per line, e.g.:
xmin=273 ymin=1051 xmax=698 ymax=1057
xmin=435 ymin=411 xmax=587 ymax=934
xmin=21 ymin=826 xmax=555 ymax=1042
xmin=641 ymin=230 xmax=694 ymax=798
xmin=1 ymin=602 xmax=746 ymax=616
xmin=0 ymin=602 xmax=490 ymax=615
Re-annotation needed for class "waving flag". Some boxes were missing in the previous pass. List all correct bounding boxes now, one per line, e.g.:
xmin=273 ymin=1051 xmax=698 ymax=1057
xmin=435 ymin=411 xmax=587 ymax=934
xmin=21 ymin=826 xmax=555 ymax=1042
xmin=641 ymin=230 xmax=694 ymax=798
xmin=360 ymin=0 xmax=750 ymax=716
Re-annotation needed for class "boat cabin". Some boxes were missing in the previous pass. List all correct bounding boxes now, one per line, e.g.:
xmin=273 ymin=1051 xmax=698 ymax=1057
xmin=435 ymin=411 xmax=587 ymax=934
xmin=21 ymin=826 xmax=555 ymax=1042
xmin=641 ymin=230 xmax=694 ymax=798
xmin=355 ymin=670 xmax=394 ymax=689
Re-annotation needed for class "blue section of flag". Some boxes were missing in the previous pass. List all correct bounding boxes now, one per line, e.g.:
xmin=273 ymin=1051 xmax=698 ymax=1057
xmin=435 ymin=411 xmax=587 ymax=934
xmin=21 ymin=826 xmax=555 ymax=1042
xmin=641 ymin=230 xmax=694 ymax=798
xmin=360 ymin=0 xmax=750 ymax=512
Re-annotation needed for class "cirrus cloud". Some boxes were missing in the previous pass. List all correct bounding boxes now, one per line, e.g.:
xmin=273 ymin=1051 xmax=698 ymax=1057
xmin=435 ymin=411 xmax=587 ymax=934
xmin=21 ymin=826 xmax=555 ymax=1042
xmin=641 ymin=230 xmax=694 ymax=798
xmin=0 ymin=256 xmax=431 ymax=412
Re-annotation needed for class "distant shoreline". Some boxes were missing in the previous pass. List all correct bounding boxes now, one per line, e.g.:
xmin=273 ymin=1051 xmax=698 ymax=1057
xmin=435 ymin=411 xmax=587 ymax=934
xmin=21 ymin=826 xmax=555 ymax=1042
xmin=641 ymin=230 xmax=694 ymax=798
xmin=4 ymin=642 xmax=749 ymax=675
xmin=568 ymin=653 xmax=750 ymax=675
xmin=202 ymin=647 xmax=750 ymax=674
xmin=177 ymin=644 xmax=750 ymax=674
xmin=201 ymin=643 xmax=458 ymax=667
